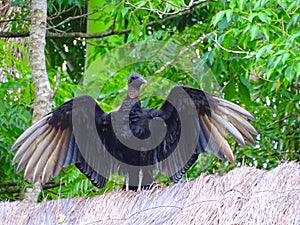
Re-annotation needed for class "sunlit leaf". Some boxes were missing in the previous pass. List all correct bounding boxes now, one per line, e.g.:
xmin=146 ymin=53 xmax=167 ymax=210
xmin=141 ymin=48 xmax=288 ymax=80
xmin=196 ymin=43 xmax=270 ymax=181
xmin=284 ymin=66 xmax=296 ymax=83
xmin=212 ymin=11 xmax=226 ymax=27
xmin=250 ymin=24 xmax=259 ymax=41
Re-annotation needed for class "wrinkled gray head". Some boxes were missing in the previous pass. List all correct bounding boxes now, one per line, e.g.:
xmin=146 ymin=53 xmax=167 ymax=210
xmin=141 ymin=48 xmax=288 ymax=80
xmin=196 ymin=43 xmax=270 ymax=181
xmin=128 ymin=73 xmax=147 ymax=88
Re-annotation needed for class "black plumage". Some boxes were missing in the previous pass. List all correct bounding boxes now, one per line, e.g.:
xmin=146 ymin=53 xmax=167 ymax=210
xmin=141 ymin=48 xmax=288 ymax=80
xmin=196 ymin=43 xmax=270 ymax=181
xmin=11 ymin=73 xmax=257 ymax=191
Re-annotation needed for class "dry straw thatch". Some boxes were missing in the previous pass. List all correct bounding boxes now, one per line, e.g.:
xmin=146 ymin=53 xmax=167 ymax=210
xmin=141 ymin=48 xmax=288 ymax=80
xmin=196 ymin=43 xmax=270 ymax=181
xmin=0 ymin=162 xmax=299 ymax=225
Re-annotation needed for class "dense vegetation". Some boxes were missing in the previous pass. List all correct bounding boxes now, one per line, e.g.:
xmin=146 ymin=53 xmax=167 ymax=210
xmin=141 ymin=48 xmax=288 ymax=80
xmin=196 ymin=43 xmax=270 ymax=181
xmin=0 ymin=0 xmax=299 ymax=201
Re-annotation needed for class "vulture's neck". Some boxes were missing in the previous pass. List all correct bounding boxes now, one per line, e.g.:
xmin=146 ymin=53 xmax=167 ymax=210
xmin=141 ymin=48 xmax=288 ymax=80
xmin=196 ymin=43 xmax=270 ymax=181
xmin=128 ymin=85 xmax=140 ymax=99
xmin=119 ymin=86 xmax=141 ymax=111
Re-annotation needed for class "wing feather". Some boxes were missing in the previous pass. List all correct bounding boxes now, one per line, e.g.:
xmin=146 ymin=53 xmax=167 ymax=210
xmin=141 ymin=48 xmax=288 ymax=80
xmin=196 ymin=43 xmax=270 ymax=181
xmin=41 ymin=128 xmax=71 ymax=182
xmin=154 ymin=86 xmax=257 ymax=183
xmin=11 ymin=95 xmax=108 ymax=187
xmin=12 ymin=124 xmax=50 ymax=165
xmin=23 ymin=127 xmax=57 ymax=180
xmin=30 ymin=128 xmax=61 ymax=182
xmin=15 ymin=125 xmax=52 ymax=173
xmin=203 ymin=114 xmax=235 ymax=163
xmin=214 ymin=96 xmax=256 ymax=120
xmin=210 ymin=111 xmax=245 ymax=146
xmin=202 ymin=114 xmax=233 ymax=161
xmin=12 ymin=85 xmax=257 ymax=190
xmin=52 ymin=129 xmax=72 ymax=177
xmin=216 ymin=106 xmax=258 ymax=135
xmin=11 ymin=114 xmax=52 ymax=151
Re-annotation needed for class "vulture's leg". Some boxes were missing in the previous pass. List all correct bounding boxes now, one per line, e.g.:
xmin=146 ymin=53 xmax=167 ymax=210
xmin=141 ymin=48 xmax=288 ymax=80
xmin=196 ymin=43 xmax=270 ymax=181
xmin=125 ymin=172 xmax=129 ymax=191
xmin=137 ymin=169 xmax=143 ymax=191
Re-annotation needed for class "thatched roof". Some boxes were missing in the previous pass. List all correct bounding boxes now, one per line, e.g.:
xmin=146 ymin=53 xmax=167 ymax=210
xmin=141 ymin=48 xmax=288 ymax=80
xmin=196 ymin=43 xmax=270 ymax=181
xmin=1 ymin=162 xmax=299 ymax=224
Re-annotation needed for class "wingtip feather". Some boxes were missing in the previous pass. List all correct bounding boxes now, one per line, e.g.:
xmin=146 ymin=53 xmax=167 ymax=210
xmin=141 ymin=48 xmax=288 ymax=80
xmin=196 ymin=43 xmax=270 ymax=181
xmin=11 ymin=114 xmax=52 ymax=151
xmin=215 ymin=97 xmax=256 ymax=120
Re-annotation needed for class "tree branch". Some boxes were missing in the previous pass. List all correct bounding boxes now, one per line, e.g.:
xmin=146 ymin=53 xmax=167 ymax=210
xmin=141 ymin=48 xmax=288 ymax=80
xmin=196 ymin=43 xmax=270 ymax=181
xmin=0 ymin=0 xmax=208 ymax=39
xmin=0 ymin=31 xmax=30 ymax=37
xmin=155 ymin=33 xmax=211 ymax=74
xmin=212 ymin=32 xmax=250 ymax=55
xmin=47 ymin=28 xmax=131 ymax=38
xmin=125 ymin=0 xmax=208 ymax=17
xmin=47 ymin=11 xmax=90 ymax=30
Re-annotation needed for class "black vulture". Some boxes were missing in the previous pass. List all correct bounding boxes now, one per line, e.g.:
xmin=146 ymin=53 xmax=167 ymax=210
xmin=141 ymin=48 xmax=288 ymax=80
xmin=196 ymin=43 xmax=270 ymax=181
xmin=11 ymin=73 xmax=257 ymax=191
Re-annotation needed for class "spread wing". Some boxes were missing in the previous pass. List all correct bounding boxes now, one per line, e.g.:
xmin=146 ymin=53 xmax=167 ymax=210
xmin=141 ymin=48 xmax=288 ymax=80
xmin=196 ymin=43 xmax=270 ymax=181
xmin=11 ymin=87 xmax=257 ymax=189
xmin=11 ymin=95 xmax=111 ymax=188
xmin=151 ymin=86 xmax=257 ymax=182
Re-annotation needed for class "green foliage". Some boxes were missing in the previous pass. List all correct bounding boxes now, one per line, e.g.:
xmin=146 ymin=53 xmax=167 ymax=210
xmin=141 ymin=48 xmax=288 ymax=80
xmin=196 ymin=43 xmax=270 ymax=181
xmin=205 ymin=0 xmax=300 ymax=173
xmin=1 ymin=0 xmax=299 ymax=201
xmin=0 ymin=40 xmax=32 ymax=200
xmin=6 ymin=2 xmax=30 ymax=31
xmin=47 ymin=0 xmax=85 ymax=12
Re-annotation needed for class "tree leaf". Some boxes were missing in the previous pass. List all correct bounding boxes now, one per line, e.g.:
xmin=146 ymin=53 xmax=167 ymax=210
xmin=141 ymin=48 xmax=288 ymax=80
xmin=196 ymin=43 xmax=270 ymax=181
xmin=238 ymin=79 xmax=251 ymax=105
xmin=225 ymin=10 xmax=233 ymax=22
xmin=240 ymin=75 xmax=252 ymax=89
xmin=121 ymin=7 xmax=130 ymax=17
xmin=258 ymin=12 xmax=270 ymax=24
xmin=224 ymin=80 xmax=236 ymax=101
xmin=261 ymin=26 xmax=269 ymax=41
xmin=212 ymin=11 xmax=226 ymax=27
xmin=281 ymin=52 xmax=290 ymax=64
xmin=250 ymin=24 xmax=259 ymax=41
xmin=284 ymin=66 xmax=296 ymax=83
xmin=238 ymin=0 xmax=245 ymax=10
xmin=248 ymin=13 xmax=258 ymax=22
xmin=256 ymin=44 xmax=273 ymax=61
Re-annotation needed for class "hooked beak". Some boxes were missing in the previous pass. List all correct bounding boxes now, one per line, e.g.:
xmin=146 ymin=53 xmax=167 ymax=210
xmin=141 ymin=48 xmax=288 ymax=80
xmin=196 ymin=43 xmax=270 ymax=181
xmin=139 ymin=77 xmax=147 ymax=85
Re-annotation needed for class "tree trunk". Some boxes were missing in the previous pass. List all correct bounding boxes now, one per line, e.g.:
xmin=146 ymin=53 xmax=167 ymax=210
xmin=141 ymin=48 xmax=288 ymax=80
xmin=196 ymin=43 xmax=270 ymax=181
xmin=30 ymin=0 xmax=53 ymax=121
xmin=23 ymin=0 xmax=53 ymax=202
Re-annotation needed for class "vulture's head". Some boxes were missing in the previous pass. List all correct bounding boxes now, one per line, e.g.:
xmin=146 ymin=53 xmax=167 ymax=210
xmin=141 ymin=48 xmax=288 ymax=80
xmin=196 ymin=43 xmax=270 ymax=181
xmin=128 ymin=73 xmax=147 ymax=99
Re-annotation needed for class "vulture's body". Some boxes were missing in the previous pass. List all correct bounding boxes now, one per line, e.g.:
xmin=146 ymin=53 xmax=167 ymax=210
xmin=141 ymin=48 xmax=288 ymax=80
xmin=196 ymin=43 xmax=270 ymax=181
xmin=11 ymin=74 xmax=257 ymax=190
